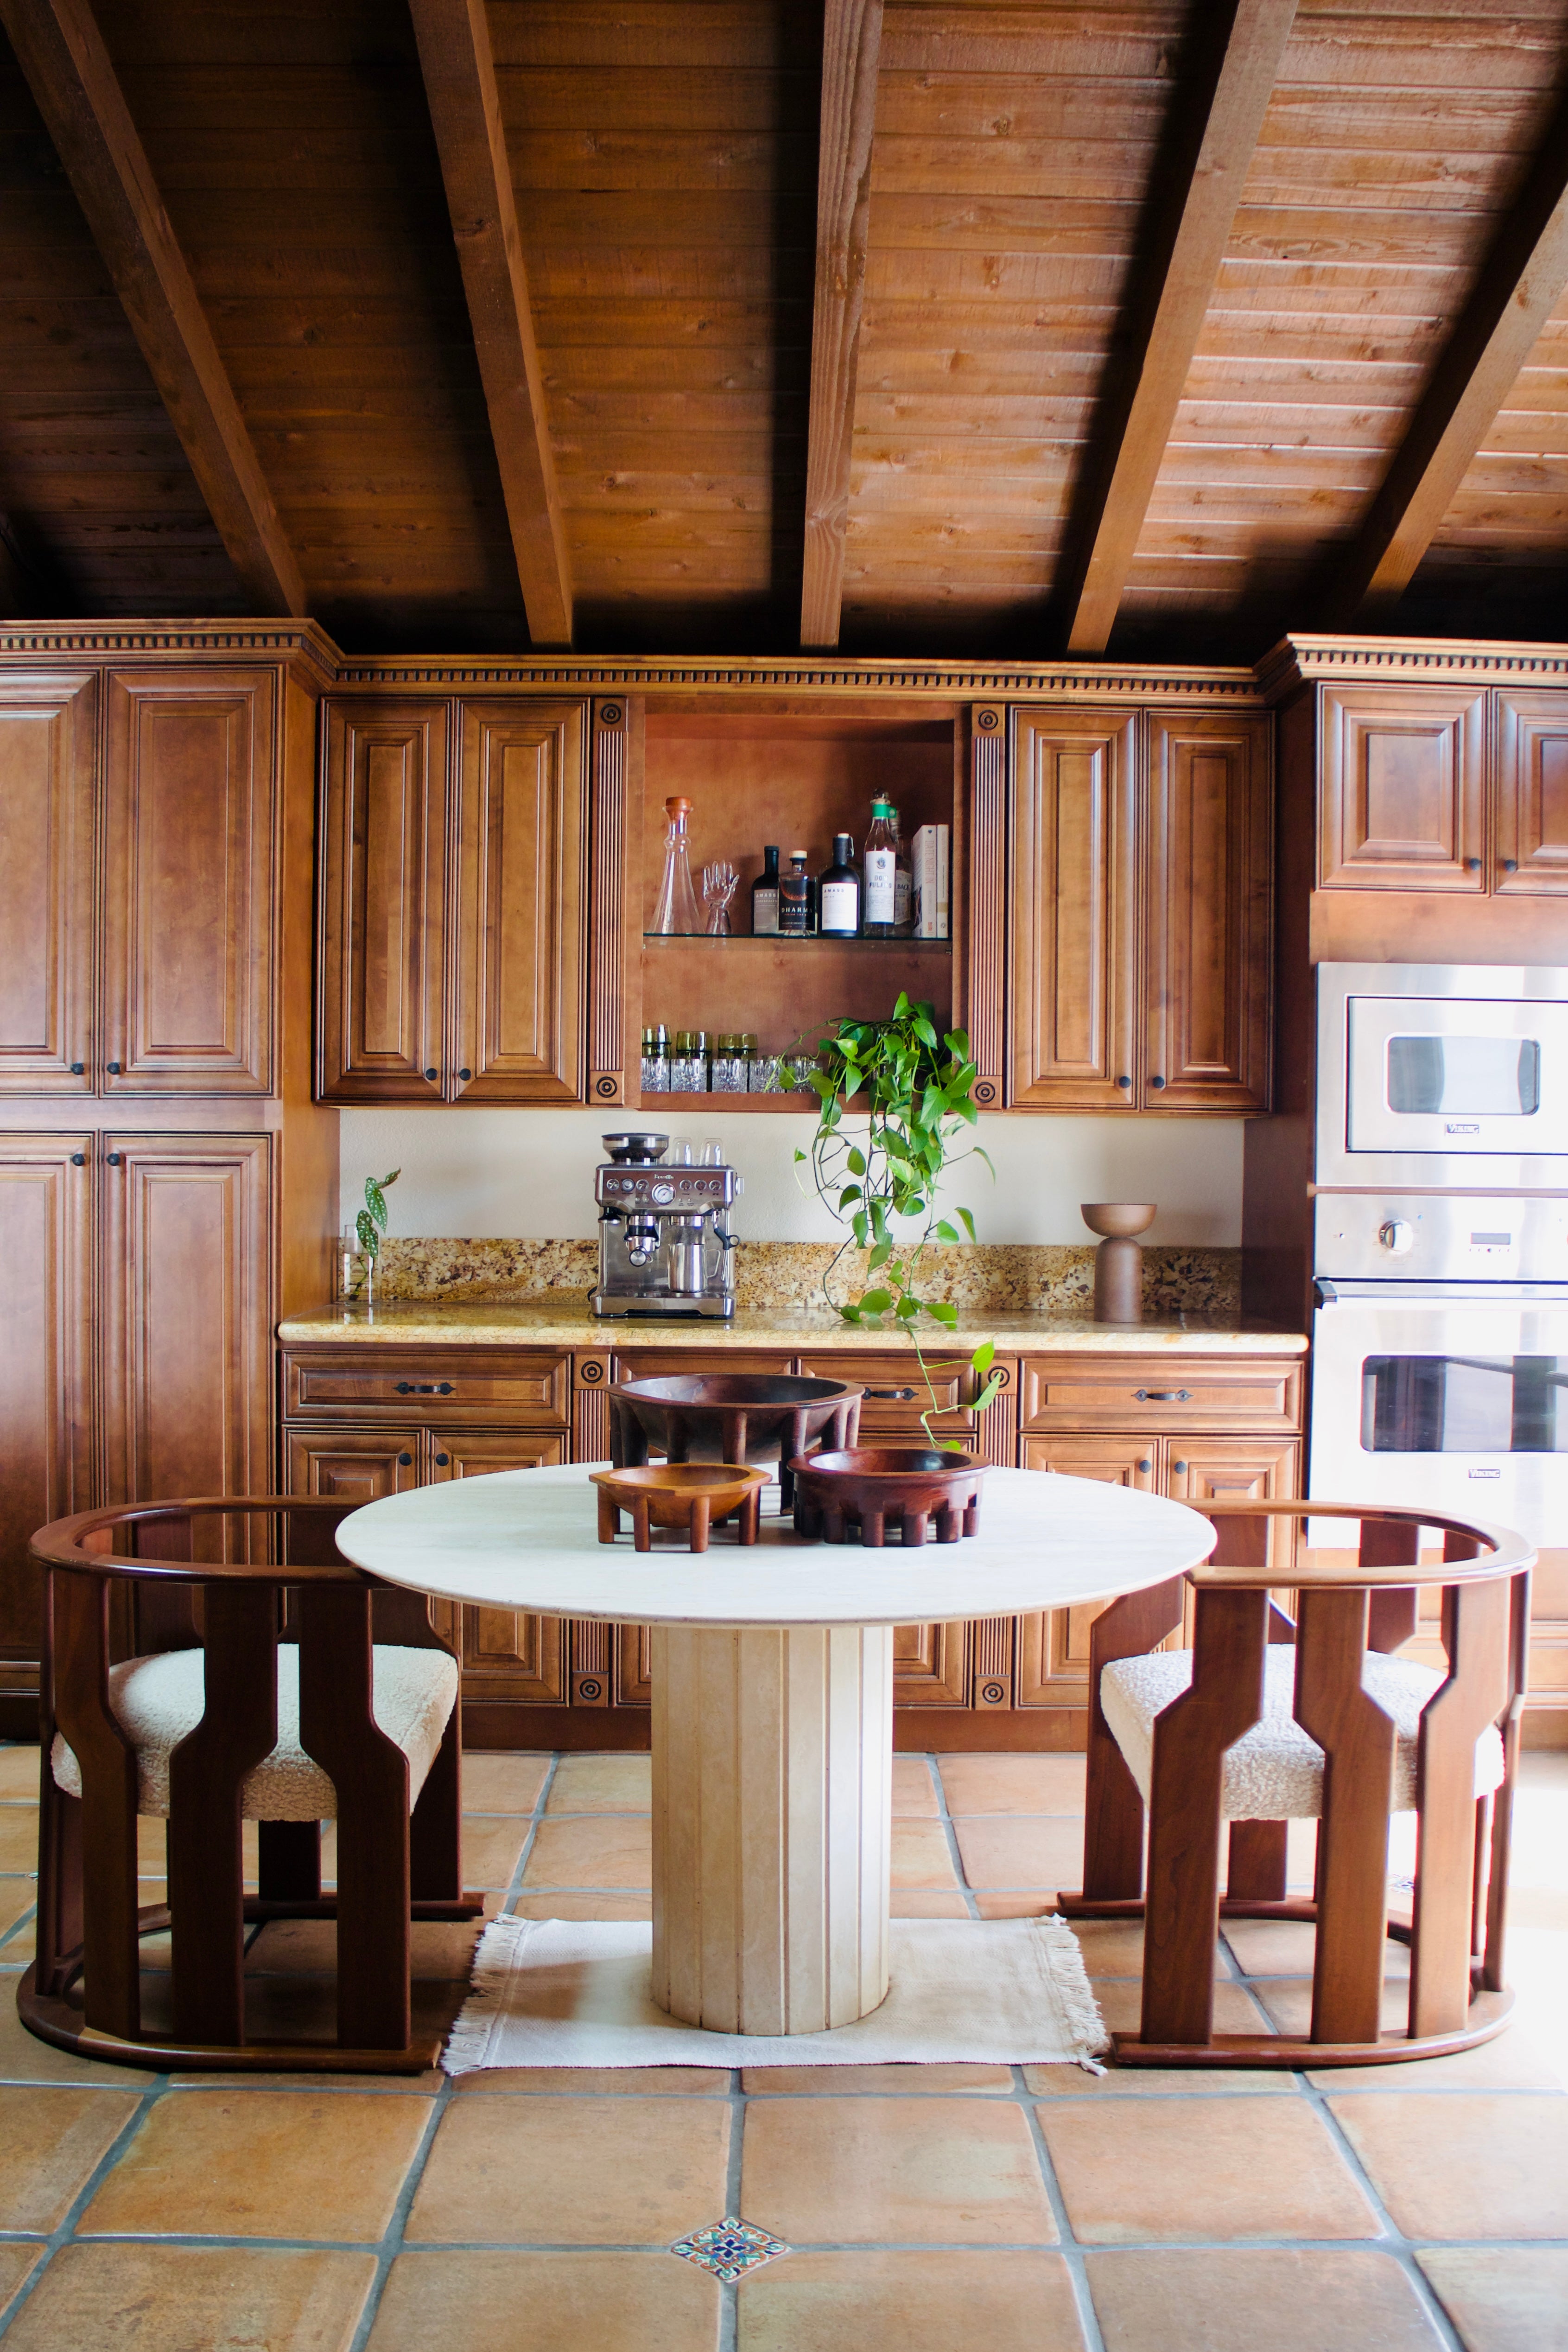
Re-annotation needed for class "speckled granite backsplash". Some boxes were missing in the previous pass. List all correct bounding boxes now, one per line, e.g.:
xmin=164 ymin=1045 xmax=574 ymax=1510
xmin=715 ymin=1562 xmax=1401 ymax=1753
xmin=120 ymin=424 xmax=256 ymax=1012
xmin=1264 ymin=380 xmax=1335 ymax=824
xmin=366 ymin=1239 xmax=1239 ymax=1322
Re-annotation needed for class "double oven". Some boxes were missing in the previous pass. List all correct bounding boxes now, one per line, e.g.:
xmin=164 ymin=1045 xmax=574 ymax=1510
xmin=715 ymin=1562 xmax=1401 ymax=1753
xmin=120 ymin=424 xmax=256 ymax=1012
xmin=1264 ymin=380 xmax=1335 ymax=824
xmin=1309 ymin=964 xmax=1568 ymax=1553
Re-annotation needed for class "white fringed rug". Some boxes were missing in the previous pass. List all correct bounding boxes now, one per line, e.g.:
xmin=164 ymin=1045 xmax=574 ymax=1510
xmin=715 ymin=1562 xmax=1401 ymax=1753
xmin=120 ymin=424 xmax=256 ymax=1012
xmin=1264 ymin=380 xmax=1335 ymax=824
xmin=443 ymin=1915 xmax=1106 ymax=2073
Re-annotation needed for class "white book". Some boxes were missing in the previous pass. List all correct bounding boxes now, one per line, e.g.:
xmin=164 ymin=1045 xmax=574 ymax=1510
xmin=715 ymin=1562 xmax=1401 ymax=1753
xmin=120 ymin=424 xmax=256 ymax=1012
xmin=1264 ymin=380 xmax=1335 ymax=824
xmin=936 ymin=824 xmax=949 ymax=940
xmin=913 ymin=824 xmax=940 ymax=937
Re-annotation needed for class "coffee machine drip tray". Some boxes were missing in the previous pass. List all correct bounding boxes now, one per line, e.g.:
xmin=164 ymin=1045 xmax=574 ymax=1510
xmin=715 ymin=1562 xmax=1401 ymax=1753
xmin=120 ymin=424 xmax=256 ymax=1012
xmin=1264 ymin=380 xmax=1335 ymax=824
xmin=589 ymin=1290 xmax=736 ymax=1320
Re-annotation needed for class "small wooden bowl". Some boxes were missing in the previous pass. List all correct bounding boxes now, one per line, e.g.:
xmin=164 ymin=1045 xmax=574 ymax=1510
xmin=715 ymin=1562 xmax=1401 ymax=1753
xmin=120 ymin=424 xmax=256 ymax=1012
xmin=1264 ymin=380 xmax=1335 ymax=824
xmin=1080 ymin=1202 xmax=1155 ymax=1240
xmin=788 ymin=1446 xmax=986 ymax=1547
xmin=590 ymin=1462 xmax=770 ymax=1553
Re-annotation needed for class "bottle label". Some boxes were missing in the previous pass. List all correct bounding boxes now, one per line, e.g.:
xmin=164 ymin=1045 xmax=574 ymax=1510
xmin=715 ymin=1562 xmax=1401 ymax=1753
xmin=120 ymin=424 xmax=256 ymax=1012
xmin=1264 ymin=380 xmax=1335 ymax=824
xmin=780 ymin=888 xmax=809 ymax=935
xmin=819 ymin=878 xmax=858 ymax=933
xmin=864 ymin=848 xmax=896 ymax=922
xmin=752 ymin=886 xmax=779 ymax=935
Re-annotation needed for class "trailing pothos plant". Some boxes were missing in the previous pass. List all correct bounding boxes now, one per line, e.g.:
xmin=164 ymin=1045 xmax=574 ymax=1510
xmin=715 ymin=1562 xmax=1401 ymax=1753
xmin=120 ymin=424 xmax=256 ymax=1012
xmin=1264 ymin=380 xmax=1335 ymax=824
xmin=793 ymin=994 xmax=1003 ymax=1449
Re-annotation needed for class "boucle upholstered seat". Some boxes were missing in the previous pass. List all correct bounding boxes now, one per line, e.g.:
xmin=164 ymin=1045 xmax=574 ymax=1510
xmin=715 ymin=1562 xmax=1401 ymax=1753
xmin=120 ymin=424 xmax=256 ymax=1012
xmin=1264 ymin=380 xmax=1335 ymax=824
xmin=50 ymin=1644 xmax=458 ymax=1821
xmin=1100 ymin=1642 xmax=1507 ymax=1821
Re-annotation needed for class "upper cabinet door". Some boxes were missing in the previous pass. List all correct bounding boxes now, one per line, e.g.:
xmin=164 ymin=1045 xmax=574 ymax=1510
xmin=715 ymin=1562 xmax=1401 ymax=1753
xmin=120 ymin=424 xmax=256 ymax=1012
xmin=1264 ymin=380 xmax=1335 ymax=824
xmin=102 ymin=670 xmax=276 ymax=1092
xmin=1318 ymin=683 xmax=1486 ymax=891
xmin=0 ymin=674 xmax=97 ymax=1093
xmin=1145 ymin=712 xmax=1272 ymax=1112
xmin=317 ymin=700 xmax=450 ymax=1102
xmin=454 ymin=701 xmax=587 ymax=1102
xmin=1009 ymin=710 xmax=1137 ymax=1108
xmin=1496 ymin=688 xmax=1568 ymax=895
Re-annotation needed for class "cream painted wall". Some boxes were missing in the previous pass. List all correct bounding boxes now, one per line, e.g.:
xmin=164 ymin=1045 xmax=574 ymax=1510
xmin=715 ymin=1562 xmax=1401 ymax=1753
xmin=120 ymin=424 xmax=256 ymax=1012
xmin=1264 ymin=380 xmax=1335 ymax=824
xmin=338 ymin=1107 xmax=1244 ymax=1247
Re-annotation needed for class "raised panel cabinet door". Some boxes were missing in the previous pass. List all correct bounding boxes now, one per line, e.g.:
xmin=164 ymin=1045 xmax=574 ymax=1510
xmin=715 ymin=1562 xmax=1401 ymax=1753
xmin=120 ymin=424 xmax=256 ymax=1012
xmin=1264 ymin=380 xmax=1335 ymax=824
xmin=1164 ymin=1437 xmax=1301 ymax=1579
xmin=100 ymin=1135 xmax=272 ymax=1550
xmin=0 ymin=1138 xmax=93 ymax=1704
xmin=284 ymin=1426 xmax=423 ymax=1503
xmin=1496 ymin=688 xmax=1568 ymax=894
xmin=317 ymin=699 xmax=449 ymax=1101
xmin=102 ymin=670 xmax=276 ymax=1092
xmin=1145 ymin=712 xmax=1272 ymax=1112
xmin=429 ymin=1432 xmax=567 ymax=1706
xmin=1015 ymin=1437 xmax=1155 ymax=1709
xmin=455 ymin=701 xmax=588 ymax=1101
xmin=1318 ymin=683 xmax=1486 ymax=891
xmin=893 ymin=1621 xmax=971 ymax=1708
xmin=1008 ymin=709 xmax=1137 ymax=1108
xmin=0 ymin=675 xmax=96 ymax=1093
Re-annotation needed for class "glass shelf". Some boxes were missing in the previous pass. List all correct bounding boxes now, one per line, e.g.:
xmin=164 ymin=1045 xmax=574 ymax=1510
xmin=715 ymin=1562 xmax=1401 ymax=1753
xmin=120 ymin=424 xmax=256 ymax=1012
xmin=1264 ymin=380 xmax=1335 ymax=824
xmin=642 ymin=931 xmax=950 ymax=948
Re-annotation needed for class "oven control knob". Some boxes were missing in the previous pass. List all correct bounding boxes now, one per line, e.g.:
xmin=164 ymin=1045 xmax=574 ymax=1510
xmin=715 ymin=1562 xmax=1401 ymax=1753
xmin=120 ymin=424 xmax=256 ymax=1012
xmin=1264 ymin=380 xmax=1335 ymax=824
xmin=650 ymin=1182 xmax=674 ymax=1205
xmin=1378 ymin=1218 xmax=1415 ymax=1256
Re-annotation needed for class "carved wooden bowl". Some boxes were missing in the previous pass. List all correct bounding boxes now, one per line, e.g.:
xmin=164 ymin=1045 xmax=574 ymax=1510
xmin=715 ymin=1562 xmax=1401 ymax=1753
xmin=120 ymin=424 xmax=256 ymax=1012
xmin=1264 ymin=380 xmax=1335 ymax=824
xmin=788 ymin=1447 xmax=986 ymax=1547
xmin=609 ymin=1374 xmax=863 ymax=1509
xmin=590 ymin=1463 xmax=771 ymax=1554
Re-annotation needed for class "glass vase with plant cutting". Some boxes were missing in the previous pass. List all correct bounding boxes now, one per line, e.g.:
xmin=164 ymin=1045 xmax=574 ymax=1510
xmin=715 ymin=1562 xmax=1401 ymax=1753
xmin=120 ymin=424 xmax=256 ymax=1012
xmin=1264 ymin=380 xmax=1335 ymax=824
xmin=792 ymin=995 xmax=1003 ymax=1446
xmin=338 ymin=1168 xmax=400 ymax=1305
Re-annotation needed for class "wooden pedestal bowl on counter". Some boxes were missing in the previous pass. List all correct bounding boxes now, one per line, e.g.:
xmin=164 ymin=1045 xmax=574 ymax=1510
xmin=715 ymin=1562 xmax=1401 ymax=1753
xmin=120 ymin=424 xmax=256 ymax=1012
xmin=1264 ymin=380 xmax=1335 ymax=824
xmin=609 ymin=1373 xmax=863 ymax=1508
xmin=591 ymin=1463 xmax=770 ymax=1553
xmin=789 ymin=1447 xmax=985 ymax=1547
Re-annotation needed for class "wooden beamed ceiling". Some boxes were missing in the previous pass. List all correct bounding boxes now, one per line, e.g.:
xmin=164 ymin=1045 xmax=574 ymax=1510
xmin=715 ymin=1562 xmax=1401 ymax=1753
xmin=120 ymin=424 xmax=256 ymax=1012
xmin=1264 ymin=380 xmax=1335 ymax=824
xmin=0 ymin=0 xmax=1566 ymax=657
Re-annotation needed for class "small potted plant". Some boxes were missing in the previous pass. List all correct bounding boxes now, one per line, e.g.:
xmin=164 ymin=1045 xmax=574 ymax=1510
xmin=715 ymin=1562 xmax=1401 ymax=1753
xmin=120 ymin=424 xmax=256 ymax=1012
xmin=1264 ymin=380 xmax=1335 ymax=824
xmin=794 ymin=995 xmax=1003 ymax=1444
xmin=338 ymin=1168 xmax=400 ymax=1306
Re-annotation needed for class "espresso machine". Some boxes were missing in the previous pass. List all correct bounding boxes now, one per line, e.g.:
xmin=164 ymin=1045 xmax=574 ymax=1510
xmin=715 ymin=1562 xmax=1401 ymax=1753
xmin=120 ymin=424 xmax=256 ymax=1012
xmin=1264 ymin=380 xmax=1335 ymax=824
xmin=590 ymin=1133 xmax=739 ymax=1319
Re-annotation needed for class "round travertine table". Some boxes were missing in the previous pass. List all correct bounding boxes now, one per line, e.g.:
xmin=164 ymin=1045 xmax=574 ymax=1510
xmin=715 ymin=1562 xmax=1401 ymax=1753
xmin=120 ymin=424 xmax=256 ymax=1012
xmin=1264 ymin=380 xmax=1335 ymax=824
xmin=336 ymin=1462 xmax=1215 ymax=2036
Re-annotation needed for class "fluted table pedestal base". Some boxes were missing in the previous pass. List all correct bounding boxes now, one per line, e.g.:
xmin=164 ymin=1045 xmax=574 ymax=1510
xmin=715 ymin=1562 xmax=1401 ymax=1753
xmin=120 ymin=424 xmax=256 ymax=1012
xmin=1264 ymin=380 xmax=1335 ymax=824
xmin=650 ymin=1622 xmax=893 ymax=2034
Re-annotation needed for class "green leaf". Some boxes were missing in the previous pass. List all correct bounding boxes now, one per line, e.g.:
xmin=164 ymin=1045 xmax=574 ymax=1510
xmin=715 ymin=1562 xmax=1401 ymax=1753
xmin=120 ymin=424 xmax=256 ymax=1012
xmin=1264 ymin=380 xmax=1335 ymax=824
xmin=895 ymin=1294 xmax=921 ymax=1320
xmin=840 ymin=1304 xmax=863 ymax=1324
xmin=934 ymin=1219 xmax=961 ymax=1244
xmin=355 ymin=1207 xmax=379 ymax=1258
xmin=852 ymin=1210 xmax=869 ymax=1248
xmin=927 ymin=1300 xmax=959 ymax=1327
xmin=957 ymin=1206 xmax=978 ymax=1242
xmin=972 ymin=1372 xmax=1004 ymax=1413
xmin=859 ymin=1288 xmax=894 ymax=1315
xmin=838 ymin=1184 xmax=862 ymax=1210
xmin=971 ymin=1338 xmax=996 ymax=1377
xmin=364 ymin=1181 xmax=390 ymax=1231
xmin=867 ymin=1239 xmax=892 ymax=1271
xmin=794 ymin=1148 xmax=806 ymax=1163
xmin=846 ymin=1146 xmax=866 ymax=1176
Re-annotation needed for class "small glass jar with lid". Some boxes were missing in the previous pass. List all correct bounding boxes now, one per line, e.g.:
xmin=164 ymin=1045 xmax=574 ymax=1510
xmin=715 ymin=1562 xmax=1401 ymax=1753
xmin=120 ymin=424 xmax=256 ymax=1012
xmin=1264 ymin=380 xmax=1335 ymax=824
xmin=640 ymin=1023 xmax=670 ymax=1093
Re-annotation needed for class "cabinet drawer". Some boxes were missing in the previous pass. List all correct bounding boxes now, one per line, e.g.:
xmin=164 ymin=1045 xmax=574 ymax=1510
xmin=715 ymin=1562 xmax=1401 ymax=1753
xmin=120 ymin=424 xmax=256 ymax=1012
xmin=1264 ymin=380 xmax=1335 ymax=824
xmin=1018 ymin=1355 xmax=1301 ymax=1433
xmin=610 ymin=1350 xmax=795 ymax=1384
xmin=284 ymin=1348 xmax=569 ymax=1424
xmin=794 ymin=1349 xmax=970 ymax=1433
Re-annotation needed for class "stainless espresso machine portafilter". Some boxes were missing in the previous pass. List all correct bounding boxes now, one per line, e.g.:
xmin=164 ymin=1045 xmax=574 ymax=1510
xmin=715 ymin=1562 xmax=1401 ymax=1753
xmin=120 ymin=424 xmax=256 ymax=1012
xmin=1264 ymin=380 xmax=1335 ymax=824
xmin=589 ymin=1133 xmax=740 ymax=1319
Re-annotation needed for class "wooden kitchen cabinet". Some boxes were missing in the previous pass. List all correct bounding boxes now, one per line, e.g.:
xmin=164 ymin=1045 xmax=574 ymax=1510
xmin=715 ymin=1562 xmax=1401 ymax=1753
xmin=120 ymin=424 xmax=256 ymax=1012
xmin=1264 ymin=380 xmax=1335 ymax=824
xmin=1495 ymin=688 xmax=1568 ymax=894
xmin=0 ymin=675 xmax=96 ymax=1094
xmin=316 ymin=696 xmax=588 ymax=1104
xmin=1008 ymin=708 xmax=1271 ymax=1111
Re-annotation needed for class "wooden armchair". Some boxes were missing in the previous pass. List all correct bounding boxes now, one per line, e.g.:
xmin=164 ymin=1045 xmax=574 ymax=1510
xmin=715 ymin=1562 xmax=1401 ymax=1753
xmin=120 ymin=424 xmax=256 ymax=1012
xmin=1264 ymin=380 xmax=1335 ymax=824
xmin=1060 ymin=1501 xmax=1534 ymax=2068
xmin=23 ymin=1497 xmax=485 ymax=2074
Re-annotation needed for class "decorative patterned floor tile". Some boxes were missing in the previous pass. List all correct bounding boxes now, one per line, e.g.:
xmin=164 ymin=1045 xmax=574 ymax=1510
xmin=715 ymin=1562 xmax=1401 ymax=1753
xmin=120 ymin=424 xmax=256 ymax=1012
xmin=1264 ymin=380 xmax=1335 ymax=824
xmin=668 ymin=2217 xmax=790 ymax=2283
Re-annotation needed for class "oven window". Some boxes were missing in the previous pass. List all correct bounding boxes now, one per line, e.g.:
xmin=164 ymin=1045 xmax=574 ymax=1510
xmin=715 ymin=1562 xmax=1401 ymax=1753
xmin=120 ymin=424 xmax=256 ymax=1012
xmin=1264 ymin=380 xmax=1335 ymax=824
xmin=1385 ymin=1034 xmax=1541 ymax=1118
xmin=1361 ymin=1354 xmax=1568 ymax=1451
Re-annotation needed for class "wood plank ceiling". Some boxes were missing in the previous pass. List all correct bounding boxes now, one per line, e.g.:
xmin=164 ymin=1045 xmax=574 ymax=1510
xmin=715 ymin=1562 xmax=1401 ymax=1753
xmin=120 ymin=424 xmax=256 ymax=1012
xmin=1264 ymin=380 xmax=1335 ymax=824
xmin=0 ymin=0 xmax=1566 ymax=659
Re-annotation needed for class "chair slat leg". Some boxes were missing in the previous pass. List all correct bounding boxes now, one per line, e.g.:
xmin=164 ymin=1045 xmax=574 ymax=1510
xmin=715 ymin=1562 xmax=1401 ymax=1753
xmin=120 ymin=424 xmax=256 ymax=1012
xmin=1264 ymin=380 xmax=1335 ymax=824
xmin=1141 ymin=1588 xmax=1268 ymax=2047
xmin=52 ymin=1573 xmax=140 ymax=2040
xmin=410 ymin=1709 xmax=461 ymax=1903
xmin=1410 ymin=1575 xmax=1511 ymax=2041
xmin=1481 ymin=1567 xmax=1530 ymax=1993
xmin=1079 ymin=1576 xmax=1185 ymax=1904
xmin=1295 ymin=1586 xmax=1397 ymax=2046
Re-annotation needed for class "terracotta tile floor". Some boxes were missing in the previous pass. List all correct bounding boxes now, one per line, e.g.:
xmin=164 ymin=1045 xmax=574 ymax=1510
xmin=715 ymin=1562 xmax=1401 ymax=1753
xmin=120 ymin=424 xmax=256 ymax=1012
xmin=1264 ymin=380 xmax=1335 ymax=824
xmin=0 ymin=1743 xmax=1560 ymax=2351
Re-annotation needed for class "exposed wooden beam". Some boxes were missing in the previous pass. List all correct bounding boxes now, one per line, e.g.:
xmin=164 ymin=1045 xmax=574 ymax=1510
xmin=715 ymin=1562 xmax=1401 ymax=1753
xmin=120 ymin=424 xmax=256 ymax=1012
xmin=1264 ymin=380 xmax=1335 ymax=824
xmin=1059 ymin=0 xmax=1298 ymax=656
xmin=1322 ymin=94 xmax=1568 ymax=628
xmin=408 ymin=0 xmax=572 ymax=650
xmin=0 ymin=0 xmax=306 ymax=614
xmin=0 ymin=515 xmax=34 ymax=616
xmin=800 ymin=0 xmax=882 ymax=650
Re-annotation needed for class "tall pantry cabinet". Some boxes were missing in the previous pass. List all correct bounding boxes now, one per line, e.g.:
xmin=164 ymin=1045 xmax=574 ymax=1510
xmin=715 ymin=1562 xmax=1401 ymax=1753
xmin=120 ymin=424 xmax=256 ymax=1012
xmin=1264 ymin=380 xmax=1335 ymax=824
xmin=0 ymin=628 xmax=339 ymax=1735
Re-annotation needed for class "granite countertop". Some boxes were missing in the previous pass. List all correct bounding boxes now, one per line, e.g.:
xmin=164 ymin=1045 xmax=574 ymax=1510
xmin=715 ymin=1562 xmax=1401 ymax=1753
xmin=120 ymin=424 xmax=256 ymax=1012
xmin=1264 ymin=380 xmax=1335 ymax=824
xmin=279 ymin=1295 xmax=1307 ymax=1353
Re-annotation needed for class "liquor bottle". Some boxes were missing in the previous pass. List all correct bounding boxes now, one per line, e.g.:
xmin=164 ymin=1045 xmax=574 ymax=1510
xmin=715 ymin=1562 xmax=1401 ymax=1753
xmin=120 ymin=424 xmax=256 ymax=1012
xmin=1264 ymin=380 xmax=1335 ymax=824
xmin=751 ymin=845 xmax=781 ymax=935
xmin=779 ymin=849 xmax=813 ymax=935
xmin=863 ymin=797 xmax=897 ymax=937
xmin=888 ymin=805 xmax=914 ymax=937
xmin=817 ymin=833 xmax=860 ymax=937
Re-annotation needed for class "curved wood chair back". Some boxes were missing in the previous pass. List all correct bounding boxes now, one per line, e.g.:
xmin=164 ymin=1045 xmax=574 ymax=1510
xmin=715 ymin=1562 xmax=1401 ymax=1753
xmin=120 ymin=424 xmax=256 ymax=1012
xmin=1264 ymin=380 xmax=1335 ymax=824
xmin=25 ymin=1497 xmax=481 ymax=2073
xmin=1066 ymin=1500 xmax=1534 ymax=2069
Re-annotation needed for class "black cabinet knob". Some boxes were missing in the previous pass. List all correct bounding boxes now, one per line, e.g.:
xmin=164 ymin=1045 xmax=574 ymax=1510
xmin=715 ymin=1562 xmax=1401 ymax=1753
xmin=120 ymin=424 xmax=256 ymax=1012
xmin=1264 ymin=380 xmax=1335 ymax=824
xmin=70 ymin=1062 xmax=84 ymax=1076
xmin=424 ymin=1067 xmax=438 ymax=1081
xmin=1137 ymin=1458 xmax=1151 ymax=1473
xmin=106 ymin=1060 xmax=121 ymax=1074
xmin=1172 ymin=1459 xmax=1187 ymax=1473
xmin=1149 ymin=1074 xmax=1165 ymax=1089
xmin=438 ymin=1382 xmax=453 ymax=1394
xmin=70 ymin=1152 xmax=85 ymax=1166
xmin=394 ymin=1380 xmax=412 ymax=1393
xmin=435 ymin=1452 xmax=450 ymax=1466
xmin=106 ymin=1151 xmax=122 ymax=1165
xmin=398 ymin=1452 xmax=413 ymax=1466
xmin=458 ymin=1068 xmax=472 ymax=1082
xmin=1503 ymin=858 xmax=1519 ymax=872
xmin=1464 ymin=857 xmax=1482 ymax=871
xmin=1116 ymin=1074 xmax=1131 ymax=1089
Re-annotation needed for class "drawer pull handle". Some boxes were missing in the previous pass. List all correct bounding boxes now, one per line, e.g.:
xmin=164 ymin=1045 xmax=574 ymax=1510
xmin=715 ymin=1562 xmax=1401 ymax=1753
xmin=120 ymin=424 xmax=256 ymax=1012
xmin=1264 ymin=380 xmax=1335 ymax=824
xmin=865 ymin=1386 xmax=917 ymax=1401
xmin=394 ymin=1381 xmax=455 ymax=1395
xmin=1135 ymin=1389 xmax=1191 ymax=1403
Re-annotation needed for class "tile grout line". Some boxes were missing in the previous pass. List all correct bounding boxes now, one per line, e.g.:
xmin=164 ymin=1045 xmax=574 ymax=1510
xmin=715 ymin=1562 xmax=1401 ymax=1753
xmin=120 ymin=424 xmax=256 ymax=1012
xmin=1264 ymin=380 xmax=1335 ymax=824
xmin=343 ymin=2074 xmax=456 ymax=2352
xmin=498 ymin=1753 xmax=560 ymax=1919
xmin=0 ymin=2076 xmax=169 ymax=2341
xmin=718 ymin=2066 xmax=746 ymax=2352
xmin=927 ymin=1753 xmax=984 ymax=1920
xmin=1296 ymin=2069 xmax=1471 ymax=2352
xmin=1012 ymin=2066 xmax=1109 ymax=2352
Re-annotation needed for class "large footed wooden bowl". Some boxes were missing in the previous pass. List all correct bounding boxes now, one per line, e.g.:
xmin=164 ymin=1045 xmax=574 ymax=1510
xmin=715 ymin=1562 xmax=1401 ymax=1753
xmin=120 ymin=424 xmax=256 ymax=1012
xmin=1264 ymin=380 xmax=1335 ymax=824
xmin=609 ymin=1373 xmax=863 ymax=1508
xmin=788 ymin=1445 xmax=985 ymax=1547
xmin=590 ymin=1462 xmax=770 ymax=1553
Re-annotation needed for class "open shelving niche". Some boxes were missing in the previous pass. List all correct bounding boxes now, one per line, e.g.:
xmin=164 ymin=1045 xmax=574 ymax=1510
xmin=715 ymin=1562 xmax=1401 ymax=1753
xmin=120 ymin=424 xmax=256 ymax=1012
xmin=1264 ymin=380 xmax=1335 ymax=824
xmin=629 ymin=706 xmax=965 ymax=1114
